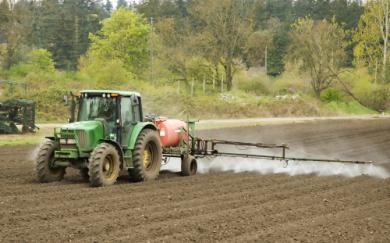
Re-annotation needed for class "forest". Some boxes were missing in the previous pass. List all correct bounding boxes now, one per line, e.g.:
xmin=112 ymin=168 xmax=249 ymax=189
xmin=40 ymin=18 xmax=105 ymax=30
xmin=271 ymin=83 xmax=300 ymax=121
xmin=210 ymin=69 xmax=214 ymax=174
xmin=0 ymin=0 xmax=389 ymax=120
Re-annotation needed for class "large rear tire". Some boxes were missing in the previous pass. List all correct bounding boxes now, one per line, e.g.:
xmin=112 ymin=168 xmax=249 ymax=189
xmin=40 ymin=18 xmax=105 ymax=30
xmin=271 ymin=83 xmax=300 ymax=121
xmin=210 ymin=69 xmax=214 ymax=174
xmin=181 ymin=154 xmax=197 ymax=176
xmin=88 ymin=143 xmax=120 ymax=187
xmin=129 ymin=129 xmax=162 ymax=182
xmin=36 ymin=139 xmax=65 ymax=182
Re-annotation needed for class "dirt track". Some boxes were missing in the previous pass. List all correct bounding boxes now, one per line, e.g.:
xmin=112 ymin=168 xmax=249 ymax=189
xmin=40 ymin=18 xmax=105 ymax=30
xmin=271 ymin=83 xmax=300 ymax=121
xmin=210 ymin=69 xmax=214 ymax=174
xmin=0 ymin=118 xmax=389 ymax=242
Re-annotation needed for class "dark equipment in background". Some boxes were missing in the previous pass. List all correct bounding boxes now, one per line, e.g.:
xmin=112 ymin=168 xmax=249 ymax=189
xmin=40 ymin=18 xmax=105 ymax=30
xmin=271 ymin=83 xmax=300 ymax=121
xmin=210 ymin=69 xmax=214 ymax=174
xmin=0 ymin=99 xmax=37 ymax=134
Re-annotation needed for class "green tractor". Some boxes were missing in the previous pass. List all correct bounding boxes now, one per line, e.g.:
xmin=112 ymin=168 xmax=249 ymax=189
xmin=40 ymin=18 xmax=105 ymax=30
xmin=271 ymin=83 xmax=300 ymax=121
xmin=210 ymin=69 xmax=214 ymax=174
xmin=36 ymin=90 xmax=193 ymax=187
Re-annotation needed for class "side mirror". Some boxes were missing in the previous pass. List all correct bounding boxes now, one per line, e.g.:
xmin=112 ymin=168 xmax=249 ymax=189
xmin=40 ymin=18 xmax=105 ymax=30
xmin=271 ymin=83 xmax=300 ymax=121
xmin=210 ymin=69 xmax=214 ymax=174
xmin=64 ymin=95 xmax=69 ymax=106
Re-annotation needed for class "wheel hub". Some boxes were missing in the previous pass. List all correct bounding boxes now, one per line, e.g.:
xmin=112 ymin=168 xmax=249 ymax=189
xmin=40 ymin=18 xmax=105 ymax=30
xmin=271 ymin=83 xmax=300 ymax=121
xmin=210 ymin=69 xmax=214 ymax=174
xmin=143 ymin=149 xmax=151 ymax=169
xmin=102 ymin=156 xmax=114 ymax=179
xmin=104 ymin=161 xmax=110 ymax=171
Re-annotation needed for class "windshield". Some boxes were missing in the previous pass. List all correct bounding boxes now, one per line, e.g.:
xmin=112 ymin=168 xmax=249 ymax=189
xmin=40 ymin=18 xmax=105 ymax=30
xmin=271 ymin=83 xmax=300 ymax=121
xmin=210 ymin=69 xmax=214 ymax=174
xmin=78 ymin=96 xmax=117 ymax=122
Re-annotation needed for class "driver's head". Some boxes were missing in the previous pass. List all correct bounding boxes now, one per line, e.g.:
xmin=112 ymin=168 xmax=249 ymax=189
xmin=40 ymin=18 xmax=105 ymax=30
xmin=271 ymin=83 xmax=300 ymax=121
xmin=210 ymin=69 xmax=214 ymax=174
xmin=99 ymin=99 xmax=115 ymax=121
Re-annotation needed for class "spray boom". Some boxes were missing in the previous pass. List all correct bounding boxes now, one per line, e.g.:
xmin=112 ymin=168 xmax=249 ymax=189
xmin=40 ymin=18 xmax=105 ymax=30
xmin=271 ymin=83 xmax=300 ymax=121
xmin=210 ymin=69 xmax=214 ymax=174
xmin=189 ymin=138 xmax=373 ymax=165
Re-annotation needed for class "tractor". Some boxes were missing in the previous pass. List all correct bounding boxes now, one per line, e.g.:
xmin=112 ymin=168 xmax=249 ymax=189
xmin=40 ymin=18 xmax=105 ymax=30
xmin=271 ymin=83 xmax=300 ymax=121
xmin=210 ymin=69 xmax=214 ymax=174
xmin=36 ymin=90 xmax=197 ymax=187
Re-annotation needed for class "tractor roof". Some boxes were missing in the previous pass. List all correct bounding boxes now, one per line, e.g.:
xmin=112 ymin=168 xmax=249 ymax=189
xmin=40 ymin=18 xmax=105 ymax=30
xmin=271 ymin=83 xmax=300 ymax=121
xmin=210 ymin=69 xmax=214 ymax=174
xmin=80 ymin=90 xmax=141 ymax=97
xmin=0 ymin=99 xmax=35 ymax=107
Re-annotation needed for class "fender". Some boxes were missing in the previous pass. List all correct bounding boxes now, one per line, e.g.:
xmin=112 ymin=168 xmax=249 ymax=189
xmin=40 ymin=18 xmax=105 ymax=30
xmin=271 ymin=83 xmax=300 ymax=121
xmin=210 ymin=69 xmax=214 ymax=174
xmin=127 ymin=122 xmax=157 ymax=150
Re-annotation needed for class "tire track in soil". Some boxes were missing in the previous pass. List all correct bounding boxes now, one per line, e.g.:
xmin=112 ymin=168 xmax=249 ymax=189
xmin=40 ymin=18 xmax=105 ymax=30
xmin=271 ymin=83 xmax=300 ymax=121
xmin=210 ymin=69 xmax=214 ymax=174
xmin=0 ymin=173 xmax=291 ymax=220
xmin=224 ymin=180 xmax=390 ymax=242
xmin=134 ymin=178 xmax=389 ymax=242
xmin=229 ymin=199 xmax=390 ymax=243
xmin=59 ymin=177 xmax=372 ymax=242
xmin=1 ymin=174 xmax=335 ymax=240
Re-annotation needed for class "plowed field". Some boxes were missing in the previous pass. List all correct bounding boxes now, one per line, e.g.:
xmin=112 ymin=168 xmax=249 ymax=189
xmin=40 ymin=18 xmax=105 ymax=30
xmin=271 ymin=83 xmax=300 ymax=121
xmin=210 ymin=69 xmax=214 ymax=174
xmin=0 ymin=118 xmax=389 ymax=242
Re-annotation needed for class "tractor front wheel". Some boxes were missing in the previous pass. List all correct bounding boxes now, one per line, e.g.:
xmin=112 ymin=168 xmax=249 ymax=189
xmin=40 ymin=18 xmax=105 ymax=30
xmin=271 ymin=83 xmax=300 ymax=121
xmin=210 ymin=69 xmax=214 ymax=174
xmin=88 ymin=143 xmax=120 ymax=187
xmin=129 ymin=129 xmax=162 ymax=182
xmin=36 ymin=139 xmax=65 ymax=182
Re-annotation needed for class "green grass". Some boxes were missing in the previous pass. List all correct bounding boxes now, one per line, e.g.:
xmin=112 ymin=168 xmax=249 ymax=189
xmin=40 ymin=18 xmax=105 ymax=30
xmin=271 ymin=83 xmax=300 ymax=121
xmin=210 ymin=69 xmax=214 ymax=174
xmin=0 ymin=127 xmax=52 ymax=145
xmin=324 ymin=101 xmax=377 ymax=115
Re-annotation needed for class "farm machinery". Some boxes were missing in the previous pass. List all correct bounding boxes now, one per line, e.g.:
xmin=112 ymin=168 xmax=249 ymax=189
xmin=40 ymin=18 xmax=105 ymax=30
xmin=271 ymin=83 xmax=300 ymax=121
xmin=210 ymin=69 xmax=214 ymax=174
xmin=36 ymin=90 xmax=373 ymax=187
xmin=0 ymin=99 xmax=37 ymax=134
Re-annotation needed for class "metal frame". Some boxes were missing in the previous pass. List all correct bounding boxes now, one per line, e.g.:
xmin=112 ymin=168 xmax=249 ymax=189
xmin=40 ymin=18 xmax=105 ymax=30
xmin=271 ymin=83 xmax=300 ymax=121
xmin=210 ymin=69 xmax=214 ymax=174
xmin=162 ymin=121 xmax=373 ymax=165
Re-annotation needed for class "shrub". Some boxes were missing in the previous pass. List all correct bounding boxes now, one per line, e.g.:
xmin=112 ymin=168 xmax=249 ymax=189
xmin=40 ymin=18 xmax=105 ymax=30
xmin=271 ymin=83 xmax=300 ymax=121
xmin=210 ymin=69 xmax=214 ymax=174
xmin=9 ymin=49 xmax=55 ymax=77
xmin=78 ymin=56 xmax=134 ymax=87
xmin=235 ymin=70 xmax=271 ymax=95
xmin=320 ymin=88 xmax=344 ymax=103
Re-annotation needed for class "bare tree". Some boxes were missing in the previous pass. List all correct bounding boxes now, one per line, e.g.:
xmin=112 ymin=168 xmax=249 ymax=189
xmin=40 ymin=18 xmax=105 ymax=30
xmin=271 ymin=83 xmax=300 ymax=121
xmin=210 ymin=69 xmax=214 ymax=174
xmin=288 ymin=17 xmax=347 ymax=98
xmin=189 ymin=0 xmax=259 ymax=91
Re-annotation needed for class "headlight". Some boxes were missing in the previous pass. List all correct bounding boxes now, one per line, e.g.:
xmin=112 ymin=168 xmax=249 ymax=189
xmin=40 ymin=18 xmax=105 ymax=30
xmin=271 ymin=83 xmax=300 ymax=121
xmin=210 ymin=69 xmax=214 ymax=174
xmin=60 ymin=138 xmax=76 ymax=144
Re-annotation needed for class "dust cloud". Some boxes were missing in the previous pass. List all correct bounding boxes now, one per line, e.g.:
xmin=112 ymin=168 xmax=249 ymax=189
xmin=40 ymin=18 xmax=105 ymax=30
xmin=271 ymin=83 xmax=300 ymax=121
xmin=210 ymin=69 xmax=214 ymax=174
xmin=27 ymin=141 xmax=45 ymax=162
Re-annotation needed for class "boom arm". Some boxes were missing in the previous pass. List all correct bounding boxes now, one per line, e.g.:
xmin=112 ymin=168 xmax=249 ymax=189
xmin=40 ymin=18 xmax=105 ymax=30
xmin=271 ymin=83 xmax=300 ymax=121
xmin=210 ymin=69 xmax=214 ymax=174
xmin=189 ymin=138 xmax=373 ymax=165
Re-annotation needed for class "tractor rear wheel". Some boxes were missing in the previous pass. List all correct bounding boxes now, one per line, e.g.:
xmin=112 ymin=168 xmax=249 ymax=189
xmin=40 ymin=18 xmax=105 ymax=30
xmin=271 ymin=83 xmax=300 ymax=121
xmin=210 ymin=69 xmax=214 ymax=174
xmin=88 ymin=143 xmax=120 ymax=187
xmin=36 ymin=139 xmax=65 ymax=182
xmin=181 ymin=154 xmax=197 ymax=176
xmin=129 ymin=129 xmax=162 ymax=182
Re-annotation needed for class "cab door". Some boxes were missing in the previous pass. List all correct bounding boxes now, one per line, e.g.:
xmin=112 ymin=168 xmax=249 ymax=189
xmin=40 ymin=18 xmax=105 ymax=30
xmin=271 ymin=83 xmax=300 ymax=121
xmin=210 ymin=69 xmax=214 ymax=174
xmin=120 ymin=95 xmax=142 ymax=147
xmin=120 ymin=97 xmax=133 ymax=147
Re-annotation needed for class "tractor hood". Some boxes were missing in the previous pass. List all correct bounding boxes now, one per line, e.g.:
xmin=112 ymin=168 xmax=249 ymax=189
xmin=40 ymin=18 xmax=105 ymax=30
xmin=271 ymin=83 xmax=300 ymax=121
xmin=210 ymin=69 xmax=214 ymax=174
xmin=61 ymin=120 xmax=103 ymax=131
xmin=58 ymin=120 xmax=104 ymax=152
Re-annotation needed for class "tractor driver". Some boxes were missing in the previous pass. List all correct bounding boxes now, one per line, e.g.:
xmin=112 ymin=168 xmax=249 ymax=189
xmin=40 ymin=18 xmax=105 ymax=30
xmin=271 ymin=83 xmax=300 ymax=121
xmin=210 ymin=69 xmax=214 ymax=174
xmin=97 ymin=98 xmax=116 ymax=134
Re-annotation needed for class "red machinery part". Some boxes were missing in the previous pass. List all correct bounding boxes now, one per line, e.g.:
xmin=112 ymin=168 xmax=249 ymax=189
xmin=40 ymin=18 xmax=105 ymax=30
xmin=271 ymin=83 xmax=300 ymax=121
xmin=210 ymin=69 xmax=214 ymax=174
xmin=154 ymin=118 xmax=187 ymax=147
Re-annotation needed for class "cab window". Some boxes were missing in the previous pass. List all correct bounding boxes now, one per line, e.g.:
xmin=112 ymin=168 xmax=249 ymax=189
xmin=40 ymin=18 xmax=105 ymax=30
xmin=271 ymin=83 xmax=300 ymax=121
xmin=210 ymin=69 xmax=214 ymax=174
xmin=121 ymin=97 xmax=133 ymax=126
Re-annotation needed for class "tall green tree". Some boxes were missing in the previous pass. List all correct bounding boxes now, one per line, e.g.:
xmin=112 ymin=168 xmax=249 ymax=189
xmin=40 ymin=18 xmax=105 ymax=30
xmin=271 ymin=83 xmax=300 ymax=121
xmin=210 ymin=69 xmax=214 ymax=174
xmin=31 ymin=0 xmax=106 ymax=70
xmin=0 ymin=0 xmax=33 ymax=70
xmin=87 ymin=8 xmax=151 ymax=75
xmin=0 ymin=0 xmax=11 ymax=43
xmin=117 ymin=0 xmax=128 ymax=8
xmin=267 ymin=31 xmax=289 ymax=76
xmin=354 ymin=0 xmax=390 ymax=82
xmin=104 ymin=0 xmax=113 ymax=14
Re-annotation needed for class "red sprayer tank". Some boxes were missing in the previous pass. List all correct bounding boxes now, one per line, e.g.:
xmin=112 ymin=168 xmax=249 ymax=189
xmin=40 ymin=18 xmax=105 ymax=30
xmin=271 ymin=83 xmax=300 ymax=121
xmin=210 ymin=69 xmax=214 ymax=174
xmin=154 ymin=118 xmax=187 ymax=147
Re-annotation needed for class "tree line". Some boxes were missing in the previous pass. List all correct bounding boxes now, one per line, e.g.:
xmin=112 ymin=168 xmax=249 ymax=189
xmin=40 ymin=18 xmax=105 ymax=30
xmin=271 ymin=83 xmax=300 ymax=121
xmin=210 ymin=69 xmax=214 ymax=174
xmin=0 ymin=0 xmax=389 ymax=112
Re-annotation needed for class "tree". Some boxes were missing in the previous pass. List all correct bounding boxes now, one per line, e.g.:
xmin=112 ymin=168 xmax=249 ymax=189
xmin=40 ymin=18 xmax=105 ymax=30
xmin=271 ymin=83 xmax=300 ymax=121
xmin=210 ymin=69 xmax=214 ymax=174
xmin=0 ymin=0 xmax=11 ymax=43
xmin=267 ymin=31 xmax=289 ymax=76
xmin=354 ymin=0 xmax=390 ymax=82
xmin=136 ymin=0 xmax=182 ymax=19
xmin=87 ymin=8 xmax=150 ymax=75
xmin=117 ymin=0 xmax=128 ymax=9
xmin=16 ymin=0 xmax=107 ymax=70
xmin=104 ymin=0 xmax=113 ymax=14
xmin=189 ymin=0 xmax=259 ymax=91
xmin=0 ymin=0 xmax=33 ymax=70
xmin=244 ymin=18 xmax=281 ymax=71
xmin=9 ymin=48 xmax=55 ymax=76
xmin=288 ymin=17 xmax=347 ymax=98
xmin=26 ymin=49 xmax=55 ymax=73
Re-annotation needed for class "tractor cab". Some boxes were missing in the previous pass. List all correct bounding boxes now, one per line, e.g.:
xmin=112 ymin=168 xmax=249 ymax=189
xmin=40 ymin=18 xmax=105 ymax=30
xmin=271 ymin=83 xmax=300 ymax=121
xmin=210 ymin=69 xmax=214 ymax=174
xmin=69 ymin=90 xmax=143 ymax=146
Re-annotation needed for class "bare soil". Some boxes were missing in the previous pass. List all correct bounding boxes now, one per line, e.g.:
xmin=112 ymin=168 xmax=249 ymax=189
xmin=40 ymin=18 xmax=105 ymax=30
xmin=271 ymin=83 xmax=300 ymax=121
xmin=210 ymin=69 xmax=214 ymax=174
xmin=0 ymin=118 xmax=389 ymax=242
